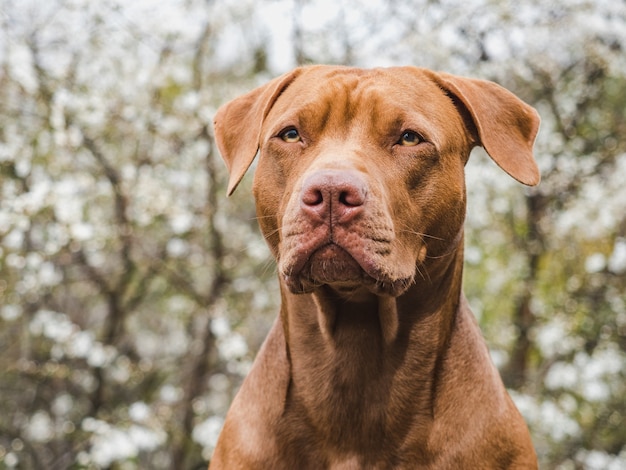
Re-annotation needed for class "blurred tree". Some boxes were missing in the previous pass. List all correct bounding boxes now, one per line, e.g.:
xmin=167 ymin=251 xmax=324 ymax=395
xmin=0 ymin=0 xmax=277 ymax=468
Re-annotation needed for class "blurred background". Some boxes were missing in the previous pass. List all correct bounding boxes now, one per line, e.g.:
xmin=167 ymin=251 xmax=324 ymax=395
xmin=1 ymin=0 xmax=625 ymax=468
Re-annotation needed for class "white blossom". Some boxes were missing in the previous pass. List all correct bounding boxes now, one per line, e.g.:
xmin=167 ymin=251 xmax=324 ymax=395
xmin=585 ymin=253 xmax=606 ymax=274
xmin=192 ymin=415 xmax=224 ymax=458
xmin=25 ymin=411 xmax=54 ymax=443
xmin=83 ymin=418 xmax=166 ymax=467
xmin=608 ymin=238 xmax=626 ymax=274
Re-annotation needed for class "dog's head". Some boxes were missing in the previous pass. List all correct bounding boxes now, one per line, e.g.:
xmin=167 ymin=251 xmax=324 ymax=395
xmin=214 ymin=66 xmax=539 ymax=297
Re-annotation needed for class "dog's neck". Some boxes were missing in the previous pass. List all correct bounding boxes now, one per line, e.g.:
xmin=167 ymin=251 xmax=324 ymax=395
xmin=277 ymin=235 xmax=466 ymax=451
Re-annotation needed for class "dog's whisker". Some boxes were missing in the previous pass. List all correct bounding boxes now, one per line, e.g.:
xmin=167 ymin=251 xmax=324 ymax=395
xmin=251 ymin=214 xmax=278 ymax=221
xmin=396 ymin=227 xmax=445 ymax=241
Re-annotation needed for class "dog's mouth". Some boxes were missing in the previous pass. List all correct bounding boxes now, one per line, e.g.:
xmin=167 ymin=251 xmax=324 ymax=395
xmin=282 ymin=243 xmax=412 ymax=297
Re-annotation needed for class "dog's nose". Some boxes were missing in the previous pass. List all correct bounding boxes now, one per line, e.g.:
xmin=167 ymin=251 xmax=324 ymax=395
xmin=300 ymin=170 xmax=367 ymax=223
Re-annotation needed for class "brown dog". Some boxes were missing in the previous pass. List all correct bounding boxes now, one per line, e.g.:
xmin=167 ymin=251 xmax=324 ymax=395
xmin=211 ymin=66 xmax=539 ymax=469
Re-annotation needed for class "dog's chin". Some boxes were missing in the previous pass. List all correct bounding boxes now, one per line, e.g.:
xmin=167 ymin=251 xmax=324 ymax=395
xmin=282 ymin=244 xmax=413 ymax=297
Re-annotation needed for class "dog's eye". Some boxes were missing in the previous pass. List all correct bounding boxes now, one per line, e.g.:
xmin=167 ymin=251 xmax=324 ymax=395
xmin=280 ymin=128 xmax=301 ymax=143
xmin=398 ymin=131 xmax=422 ymax=147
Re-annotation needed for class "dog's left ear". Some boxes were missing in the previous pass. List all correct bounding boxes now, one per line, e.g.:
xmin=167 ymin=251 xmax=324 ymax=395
xmin=427 ymin=71 xmax=541 ymax=186
xmin=214 ymin=68 xmax=304 ymax=195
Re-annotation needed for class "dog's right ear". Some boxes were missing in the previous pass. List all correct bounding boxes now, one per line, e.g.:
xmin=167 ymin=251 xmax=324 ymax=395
xmin=213 ymin=69 xmax=303 ymax=196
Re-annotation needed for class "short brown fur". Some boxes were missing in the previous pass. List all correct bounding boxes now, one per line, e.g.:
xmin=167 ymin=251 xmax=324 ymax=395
xmin=211 ymin=66 xmax=539 ymax=469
